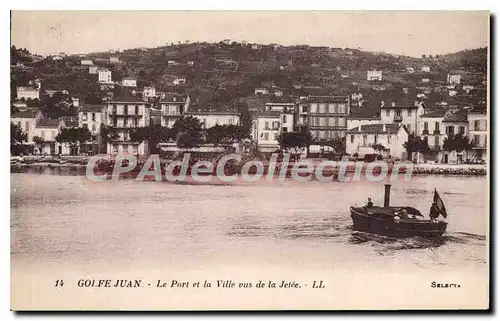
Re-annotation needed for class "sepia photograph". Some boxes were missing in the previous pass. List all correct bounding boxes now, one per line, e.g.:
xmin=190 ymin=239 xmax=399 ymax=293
xmin=9 ymin=10 xmax=490 ymax=311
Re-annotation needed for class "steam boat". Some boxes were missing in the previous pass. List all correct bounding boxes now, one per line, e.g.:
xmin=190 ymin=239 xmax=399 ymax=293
xmin=350 ymin=184 xmax=448 ymax=238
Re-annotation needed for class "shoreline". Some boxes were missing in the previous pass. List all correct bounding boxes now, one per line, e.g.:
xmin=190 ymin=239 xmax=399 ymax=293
xmin=10 ymin=162 xmax=487 ymax=176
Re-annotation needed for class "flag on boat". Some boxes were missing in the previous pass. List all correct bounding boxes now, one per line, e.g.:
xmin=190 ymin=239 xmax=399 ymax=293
xmin=433 ymin=188 xmax=447 ymax=218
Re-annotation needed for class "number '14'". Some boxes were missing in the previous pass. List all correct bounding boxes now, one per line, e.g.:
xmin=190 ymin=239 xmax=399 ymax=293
xmin=55 ymin=280 xmax=64 ymax=287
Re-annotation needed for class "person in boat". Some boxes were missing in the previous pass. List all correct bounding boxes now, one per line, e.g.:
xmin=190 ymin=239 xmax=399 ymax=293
xmin=400 ymin=209 xmax=409 ymax=219
xmin=429 ymin=202 xmax=440 ymax=223
xmin=367 ymin=198 xmax=374 ymax=208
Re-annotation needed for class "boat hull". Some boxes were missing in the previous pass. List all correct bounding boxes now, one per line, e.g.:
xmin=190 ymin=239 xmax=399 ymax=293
xmin=350 ymin=207 xmax=447 ymax=238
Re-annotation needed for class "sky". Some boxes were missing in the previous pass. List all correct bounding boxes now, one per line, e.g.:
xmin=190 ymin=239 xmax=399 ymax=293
xmin=10 ymin=11 xmax=489 ymax=57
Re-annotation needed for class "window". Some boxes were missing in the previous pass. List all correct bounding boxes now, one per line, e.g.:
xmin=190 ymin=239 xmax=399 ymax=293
xmin=92 ymin=113 xmax=96 ymax=121
xmin=329 ymin=104 xmax=335 ymax=113
xmin=264 ymin=133 xmax=269 ymax=140
xmin=283 ymin=127 xmax=288 ymax=133
xmin=265 ymin=121 xmax=270 ymax=130
xmin=446 ymin=126 xmax=455 ymax=136
xmin=302 ymin=105 xmax=308 ymax=113
xmin=434 ymin=122 xmax=439 ymax=131
xmin=374 ymin=134 xmax=378 ymax=144
xmin=424 ymin=121 xmax=428 ymax=131
xmin=82 ymin=113 xmax=88 ymax=121
xmin=388 ymin=135 xmax=392 ymax=144
xmin=282 ymin=115 xmax=287 ymax=124
xmin=407 ymin=109 xmax=412 ymax=117
xmin=474 ymin=120 xmax=480 ymax=131
xmin=434 ymin=135 xmax=439 ymax=148
xmin=274 ymin=133 xmax=279 ymax=140
xmin=396 ymin=109 xmax=402 ymax=117
xmin=135 ymin=106 xmax=139 ymax=115
xmin=459 ymin=126 xmax=465 ymax=135
xmin=385 ymin=109 xmax=390 ymax=117
xmin=350 ymin=135 xmax=354 ymax=143
xmin=25 ymin=121 xmax=30 ymax=132
xmin=319 ymin=103 xmax=326 ymax=114
xmin=474 ymin=135 xmax=480 ymax=146
xmin=310 ymin=103 xmax=318 ymax=113
xmin=92 ymin=124 xmax=97 ymax=132
xmin=83 ymin=123 xmax=88 ymax=130
xmin=362 ymin=135 xmax=367 ymax=146
xmin=41 ymin=130 xmax=45 ymax=140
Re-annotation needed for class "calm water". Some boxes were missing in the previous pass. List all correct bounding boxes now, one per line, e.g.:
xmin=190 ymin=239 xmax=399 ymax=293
xmin=11 ymin=173 xmax=488 ymax=272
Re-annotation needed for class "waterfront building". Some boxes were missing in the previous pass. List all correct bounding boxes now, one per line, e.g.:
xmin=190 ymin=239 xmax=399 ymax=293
xmin=346 ymin=123 xmax=408 ymax=160
xmin=103 ymin=96 xmax=151 ymax=155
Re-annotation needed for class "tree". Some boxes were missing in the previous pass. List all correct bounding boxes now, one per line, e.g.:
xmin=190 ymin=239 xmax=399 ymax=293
xmin=100 ymin=125 xmax=119 ymax=154
xmin=277 ymin=132 xmax=314 ymax=159
xmin=205 ymin=124 xmax=247 ymax=147
xmin=442 ymin=134 xmax=474 ymax=153
xmin=171 ymin=116 xmax=203 ymax=151
xmin=33 ymin=136 xmax=44 ymax=154
xmin=372 ymin=143 xmax=387 ymax=153
xmin=11 ymin=122 xmax=27 ymax=155
xmin=129 ymin=124 xmax=171 ymax=154
xmin=55 ymin=127 xmax=92 ymax=155
xmin=403 ymin=134 xmax=430 ymax=162
xmin=322 ymin=137 xmax=346 ymax=155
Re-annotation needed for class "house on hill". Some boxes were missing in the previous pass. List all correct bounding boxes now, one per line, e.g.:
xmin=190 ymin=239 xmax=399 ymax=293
xmin=122 ymin=76 xmax=137 ymax=87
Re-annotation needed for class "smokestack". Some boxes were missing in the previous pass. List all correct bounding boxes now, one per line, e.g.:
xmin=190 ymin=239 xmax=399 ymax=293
xmin=384 ymin=184 xmax=392 ymax=207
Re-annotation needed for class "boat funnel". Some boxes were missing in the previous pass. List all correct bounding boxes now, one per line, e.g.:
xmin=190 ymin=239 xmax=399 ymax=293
xmin=384 ymin=184 xmax=391 ymax=207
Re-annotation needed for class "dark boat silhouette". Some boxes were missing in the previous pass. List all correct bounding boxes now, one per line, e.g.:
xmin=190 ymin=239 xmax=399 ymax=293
xmin=350 ymin=184 xmax=448 ymax=238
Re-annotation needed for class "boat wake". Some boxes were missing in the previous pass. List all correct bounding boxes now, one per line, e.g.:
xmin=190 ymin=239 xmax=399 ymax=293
xmin=349 ymin=230 xmax=486 ymax=251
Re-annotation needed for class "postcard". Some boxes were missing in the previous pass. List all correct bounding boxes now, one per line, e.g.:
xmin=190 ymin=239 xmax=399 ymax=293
xmin=10 ymin=10 xmax=490 ymax=310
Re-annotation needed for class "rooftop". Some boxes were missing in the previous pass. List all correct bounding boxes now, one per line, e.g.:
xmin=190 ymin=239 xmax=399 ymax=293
xmin=12 ymin=108 xmax=39 ymax=119
xmin=80 ymin=104 xmax=104 ymax=113
xmin=420 ymin=107 xmax=446 ymax=118
xmin=36 ymin=118 xmax=61 ymax=128
xmin=109 ymin=96 xmax=146 ymax=103
xmin=346 ymin=123 xmax=404 ymax=134
xmin=443 ymin=108 xmax=468 ymax=123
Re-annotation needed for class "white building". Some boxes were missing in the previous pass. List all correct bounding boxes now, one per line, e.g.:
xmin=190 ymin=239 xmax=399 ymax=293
xmin=16 ymin=86 xmax=39 ymax=100
xmin=103 ymin=96 xmax=151 ymax=155
xmin=188 ymin=110 xmax=241 ymax=129
xmin=81 ymin=59 xmax=93 ymax=65
xmin=33 ymin=118 xmax=70 ymax=155
xmin=254 ymin=88 xmax=269 ymax=95
xmin=110 ymin=57 xmax=120 ymax=63
xmin=255 ymin=111 xmax=281 ymax=152
xmin=159 ymin=94 xmax=191 ymax=128
xmin=379 ymin=100 xmax=425 ymax=135
xmin=422 ymin=78 xmax=430 ymax=83
xmin=419 ymin=107 xmax=470 ymax=163
xmin=52 ymin=55 xmax=63 ymax=61
xmin=78 ymin=104 xmax=104 ymax=155
xmin=346 ymin=123 xmax=408 ymax=160
xmin=89 ymin=66 xmax=98 ymax=74
xmin=421 ymin=65 xmax=431 ymax=72
xmin=172 ymin=77 xmax=186 ymax=85
xmin=447 ymin=74 xmax=461 ymax=85
xmin=367 ymin=70 xmax=383 ymax=81
xmin=121 ymin=76 xmax=137 ymax=87
xmin=468 ymin=109 xmax=487 ymax=161
xmin=11 ymin=108 xmax=43 ymax=145
xmin=78 ymin=104 xmax=104 ymax=136
xmin=143 ymin=86 xmax=156 ymax=99
xmin=98 ymin=69 xmax=113 ymax=84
